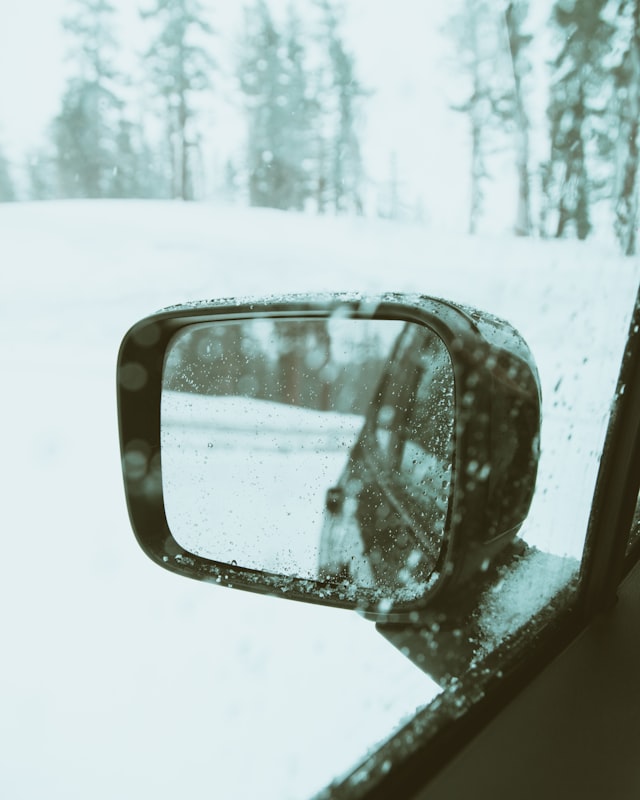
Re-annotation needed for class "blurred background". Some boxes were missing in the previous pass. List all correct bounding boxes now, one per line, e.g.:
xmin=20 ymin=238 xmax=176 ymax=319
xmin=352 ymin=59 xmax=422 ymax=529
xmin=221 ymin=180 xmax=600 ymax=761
xmin=0 ymin=0 xmax=638 ymax=250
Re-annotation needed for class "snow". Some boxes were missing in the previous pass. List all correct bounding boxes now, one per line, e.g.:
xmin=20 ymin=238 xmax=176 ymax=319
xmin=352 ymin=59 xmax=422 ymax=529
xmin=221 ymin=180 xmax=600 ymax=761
xmin=1 ymin=199 xmax=639 ymax=799
xmin=477 ymin=548 xmax=579 ymax=653
xmin=162 ymin=393 xmax=361 ymax=573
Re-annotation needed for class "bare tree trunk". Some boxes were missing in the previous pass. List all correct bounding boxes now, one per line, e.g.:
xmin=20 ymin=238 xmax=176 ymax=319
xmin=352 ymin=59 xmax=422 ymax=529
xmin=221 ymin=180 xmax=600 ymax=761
xmin=555 ymin=167 xmax=569 ymax=237
xmin=616 ymin=1 xmax=640 ymax=256
xmin=316 ymin=136 xmax=327 ymax=214
xmin=167 ymin=114 xmax=179 ymax=199
xmin=505 ymin=2 xmax=532 ymax=236
xmin=514 ymin=132 xmax=532 ymax=235
xmin=389 ymin=151 xmax=399 ymax=220
xmin=555 ymin=86 xmax=590 ymax=240
xmin=469 ymin=111 xmax=483 ymax=235
xmin=178 ymin=89 xmax=190 ymax=201
xmin=468 ymin=17 xmax=484 ymax=237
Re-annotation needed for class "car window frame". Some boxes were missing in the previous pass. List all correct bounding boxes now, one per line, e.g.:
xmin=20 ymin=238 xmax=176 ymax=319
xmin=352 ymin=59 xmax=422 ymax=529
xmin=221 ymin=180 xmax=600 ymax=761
xmin=319 ymin=283 xmax=640 ymax=800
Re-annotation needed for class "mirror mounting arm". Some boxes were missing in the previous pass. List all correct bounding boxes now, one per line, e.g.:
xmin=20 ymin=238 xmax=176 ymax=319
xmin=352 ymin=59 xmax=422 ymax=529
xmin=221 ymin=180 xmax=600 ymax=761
xmin=376 ymin=539 xmax=530 ymax=686
xmin=118 ymin=293 xmax=541 ymax=623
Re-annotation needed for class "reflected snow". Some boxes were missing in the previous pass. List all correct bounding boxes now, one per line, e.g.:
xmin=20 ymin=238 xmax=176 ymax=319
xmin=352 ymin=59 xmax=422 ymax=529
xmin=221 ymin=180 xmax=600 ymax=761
xmin=162 ymin=392 xmax=359 ymax=575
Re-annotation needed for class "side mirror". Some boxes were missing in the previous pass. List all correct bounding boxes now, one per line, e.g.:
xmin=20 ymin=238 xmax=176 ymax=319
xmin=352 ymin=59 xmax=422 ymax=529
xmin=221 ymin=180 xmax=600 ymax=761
xmin=117 ymin=294 xmax=541 ymax=623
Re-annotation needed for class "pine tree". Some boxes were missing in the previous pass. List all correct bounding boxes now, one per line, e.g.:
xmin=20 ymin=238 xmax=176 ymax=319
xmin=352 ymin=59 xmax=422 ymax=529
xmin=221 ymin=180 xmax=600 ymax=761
xmin=547 ymin=0 xmax=615 ymax=240
xmin=53 ymin=0 xmax=125 ymax=198
xmin=26 ymin=149 xmax=58 ymax=200
xmin=142 ymin=0 xmax=216 ymax=201
xmin=282 ymin=6 xmax=320 ymax=211
xmin=315 ymin=0 xmax=366 ymax=215
xmin=0 ymin=145 xmax=16 ymax=202
xmin=237 ymin=1 xmax=366 ymax=215
xmin=612 ymin=0 xmax=640 ymax=255
xmin=111 ymin=119 xmax=168 ymax=198
xmin=239 ymin=1 xmax=316 ymax=210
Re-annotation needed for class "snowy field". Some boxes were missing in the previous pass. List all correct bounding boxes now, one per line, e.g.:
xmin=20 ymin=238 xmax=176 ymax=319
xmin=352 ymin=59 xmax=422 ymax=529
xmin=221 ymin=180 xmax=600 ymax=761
xmin=1 ymin=200 xmax=638 ymax=800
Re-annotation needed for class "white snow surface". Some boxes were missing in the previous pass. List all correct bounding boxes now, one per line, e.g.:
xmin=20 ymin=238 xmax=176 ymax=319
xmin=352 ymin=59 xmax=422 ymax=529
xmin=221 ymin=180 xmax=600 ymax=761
xmin=1 ymin=200 xmax=638 ymax=800
xmin=161 ymin=393 xmax=362 ymax=572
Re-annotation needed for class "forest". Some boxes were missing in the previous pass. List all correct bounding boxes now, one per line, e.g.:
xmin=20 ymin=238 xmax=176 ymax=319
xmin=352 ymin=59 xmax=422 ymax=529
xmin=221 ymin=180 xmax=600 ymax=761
xmin=0 ymin=0 xmax=638 ymax=255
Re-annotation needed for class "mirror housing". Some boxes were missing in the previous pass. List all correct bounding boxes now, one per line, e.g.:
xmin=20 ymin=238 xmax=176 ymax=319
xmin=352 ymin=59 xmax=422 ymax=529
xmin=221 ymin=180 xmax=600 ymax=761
xmin=117 ymin=294 xmax=541 ymax=623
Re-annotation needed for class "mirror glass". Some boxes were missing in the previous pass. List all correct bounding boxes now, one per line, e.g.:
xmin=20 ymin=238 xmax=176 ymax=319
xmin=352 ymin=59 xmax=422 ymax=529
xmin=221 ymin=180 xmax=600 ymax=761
xmin=161 ymin=316 xmax=454 ymax=601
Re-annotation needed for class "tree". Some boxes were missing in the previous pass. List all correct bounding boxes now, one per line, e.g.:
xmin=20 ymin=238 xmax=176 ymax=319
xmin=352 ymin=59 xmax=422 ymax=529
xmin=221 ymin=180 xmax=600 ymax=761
xmin=315 ymin=0 xmax=366 ymax=215
xmin=612 ymin=0 xmax=640 ymax=255
xmin=26 ymin=148 xmax=58 ymax=200
xmin=546 ymin=0 xmax=615 ymax=240
xmin=0 ymin=145 xmax=16 ymax=202
xmin=239 ymin=1 xmax=317 ymax=210
xmin=282 ymin=7 xmax=321 ymax=211
xmin=111 ymin=120 xmax=168 ymax=199
xmin=142 ymin=0 xmax=216 ymax=201
xmin=239 ymin=0 xmax=286 ymax=209
xmin=273 ymin=319 xmax=331 ymax=409
xmin=237 ymin=0 xmax=367 ymax=215
xmin=504 ymin=1 xmax=533 ymax=236
xmin=446 ymin=0 xmax=516 ymax=234
xmin=53 ymin=0 xmax=126 ymax=198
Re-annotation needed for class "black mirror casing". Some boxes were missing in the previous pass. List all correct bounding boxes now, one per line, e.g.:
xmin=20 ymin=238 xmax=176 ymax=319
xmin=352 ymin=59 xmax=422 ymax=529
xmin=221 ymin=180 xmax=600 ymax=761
xmin=117 ymin=294 xmax=541 ymax=622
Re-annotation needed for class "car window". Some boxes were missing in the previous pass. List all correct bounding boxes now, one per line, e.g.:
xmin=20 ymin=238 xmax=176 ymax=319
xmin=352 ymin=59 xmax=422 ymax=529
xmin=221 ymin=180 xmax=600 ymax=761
xmin=1 ymin=2 xmax=639 ymax=799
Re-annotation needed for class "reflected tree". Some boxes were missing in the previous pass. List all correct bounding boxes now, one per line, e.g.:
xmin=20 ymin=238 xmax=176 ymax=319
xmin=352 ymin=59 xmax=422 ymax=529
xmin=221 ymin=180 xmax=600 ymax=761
xmin=163 ymin=319 xmax=398 ymax=417
xmin=273 ymin=320 xmax=331 ymax=409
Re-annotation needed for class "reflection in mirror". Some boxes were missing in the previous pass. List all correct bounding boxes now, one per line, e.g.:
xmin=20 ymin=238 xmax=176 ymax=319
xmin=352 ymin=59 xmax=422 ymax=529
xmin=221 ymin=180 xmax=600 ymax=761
xmin=320 ymin=321 xmax=455 ymax=595
xmin=161 ymin=316 xmax=454 ymax=602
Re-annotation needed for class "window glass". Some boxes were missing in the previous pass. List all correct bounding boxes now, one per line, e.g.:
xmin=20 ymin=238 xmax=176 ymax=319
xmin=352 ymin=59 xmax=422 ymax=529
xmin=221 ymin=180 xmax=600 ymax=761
xmin=1 ymin=2 xmax=639 ymax=799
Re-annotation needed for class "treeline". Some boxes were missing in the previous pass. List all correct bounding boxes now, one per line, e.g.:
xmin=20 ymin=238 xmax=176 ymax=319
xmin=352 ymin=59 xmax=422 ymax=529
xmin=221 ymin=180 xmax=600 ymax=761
xmin=449 ymin=0 xmax=640 ymax=254
xmin=164 ymin=319 xmax=392 ymax=415
xmin=1 ymin=0 xmax=365 ymax=213
xmin=0 ymin=0 xmax=638 ymax=255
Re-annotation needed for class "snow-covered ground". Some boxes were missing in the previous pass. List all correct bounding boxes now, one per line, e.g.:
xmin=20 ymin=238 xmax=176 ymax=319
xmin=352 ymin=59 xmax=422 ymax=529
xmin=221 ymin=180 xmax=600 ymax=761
xmin=162 ymin=393 xmax=362 ymax=573
xmin=1 ymin=200 xmax=638 ymax=800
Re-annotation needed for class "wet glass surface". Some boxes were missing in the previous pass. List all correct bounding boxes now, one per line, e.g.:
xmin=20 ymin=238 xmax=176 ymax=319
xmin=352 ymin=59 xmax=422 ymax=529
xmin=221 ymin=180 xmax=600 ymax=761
xmin=2 ymin=1 xmax=640 ymax=798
